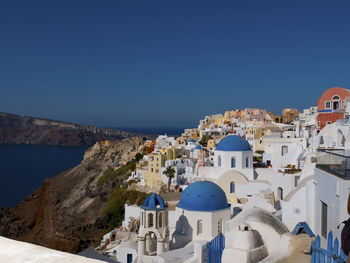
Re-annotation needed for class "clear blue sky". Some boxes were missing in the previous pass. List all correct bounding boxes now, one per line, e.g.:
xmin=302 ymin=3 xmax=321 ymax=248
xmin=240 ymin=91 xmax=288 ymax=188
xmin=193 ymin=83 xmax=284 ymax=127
xmin=1 ymin=1 xmax=350 ymax=128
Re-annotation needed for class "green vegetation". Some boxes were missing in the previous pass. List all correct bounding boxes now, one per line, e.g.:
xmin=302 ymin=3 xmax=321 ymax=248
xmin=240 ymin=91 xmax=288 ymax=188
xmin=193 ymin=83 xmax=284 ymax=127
xmin=253 ymin=150 xmax=264 ymax=162
xmin=135 ymin=153 xmax=143 ymax=161
xmin=97 ymin=155 xmax=142 ymax=186
xmin=199 ymin=135 xmax=210 ymax=146
xmin=98 ymin=153 xmax=148 ymax=230
xmin=104 ymin=188 xmax=148 ymax=230
xmin=163 ymin=166 xmax=175 ymax=191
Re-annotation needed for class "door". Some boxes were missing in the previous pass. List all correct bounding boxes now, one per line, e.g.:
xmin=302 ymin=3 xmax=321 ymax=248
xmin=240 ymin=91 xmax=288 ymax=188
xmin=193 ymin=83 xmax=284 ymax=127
xmin=127 ymin=253 xmax=133 ymax=263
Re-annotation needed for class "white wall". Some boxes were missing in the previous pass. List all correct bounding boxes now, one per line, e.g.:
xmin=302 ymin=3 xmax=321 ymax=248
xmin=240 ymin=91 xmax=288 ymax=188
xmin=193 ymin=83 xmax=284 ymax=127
xmin=281 ymin=178 xmax=315 ymax=231
xmin=171 ymin=207 xmax=231 ymax=244
xmin=214 ymin=150 xmax=253 ymax=171
xmin=123 ymin=204 xmax=141 ymax=229
xmin=314 ymin=168 xmax=350 ymax=243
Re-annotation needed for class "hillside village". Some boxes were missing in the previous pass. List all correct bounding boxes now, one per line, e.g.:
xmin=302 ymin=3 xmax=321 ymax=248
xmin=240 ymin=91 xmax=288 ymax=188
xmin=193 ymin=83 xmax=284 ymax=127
xmin=2 ymin=86 xmax=350 ymax=263
xmin=92 ymin=86 xmax=350 ymax=263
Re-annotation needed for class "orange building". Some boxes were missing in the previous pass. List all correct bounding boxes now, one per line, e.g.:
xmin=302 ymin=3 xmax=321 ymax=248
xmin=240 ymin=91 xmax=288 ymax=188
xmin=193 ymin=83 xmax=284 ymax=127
xmin=316 ymin=87 xmax=350 ymax=132
xmin=282 ymin=109 xmax=300 ymax=124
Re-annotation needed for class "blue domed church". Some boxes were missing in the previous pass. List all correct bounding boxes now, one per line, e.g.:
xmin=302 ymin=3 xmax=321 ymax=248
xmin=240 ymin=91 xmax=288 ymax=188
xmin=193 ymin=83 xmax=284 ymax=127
xmin=197 ymin=135 xmax=254 ymax=203
xmin=171 ymin=180 xmax=231 ymax=248
xmin=136 ymin=181 xmax=231 ymax=261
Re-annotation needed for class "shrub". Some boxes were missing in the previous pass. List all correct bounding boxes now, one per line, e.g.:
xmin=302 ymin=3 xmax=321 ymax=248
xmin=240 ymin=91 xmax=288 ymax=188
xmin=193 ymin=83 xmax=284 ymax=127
xmin=98 ymin=159 xmax=137 ymax=186
xmin=199 ymin=135 xmax=210 ymax=146
xmin=103 ymin=188 xmax=149 ymax=230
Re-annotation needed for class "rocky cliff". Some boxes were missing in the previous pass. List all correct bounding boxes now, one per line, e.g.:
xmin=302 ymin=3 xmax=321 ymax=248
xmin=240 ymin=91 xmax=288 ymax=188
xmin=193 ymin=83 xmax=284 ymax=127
xmin=0 ymin=136 xmax=145 ymax=253
xmin=0 ymin=112 xmax=136 ymax=146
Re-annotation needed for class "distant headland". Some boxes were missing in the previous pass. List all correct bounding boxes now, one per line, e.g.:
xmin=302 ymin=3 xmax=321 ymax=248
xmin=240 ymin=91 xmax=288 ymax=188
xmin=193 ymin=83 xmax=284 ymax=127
xmin=0 ymin=112 xmax=137 ymax=146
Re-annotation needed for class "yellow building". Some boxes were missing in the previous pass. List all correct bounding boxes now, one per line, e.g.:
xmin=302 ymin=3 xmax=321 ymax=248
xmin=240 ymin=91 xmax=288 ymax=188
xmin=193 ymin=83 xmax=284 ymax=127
xmin=158 ymin=148 xmax=178 ymax=160
xmin=215 ymin=116 xmax=225 ymax=126
xmin=143 ymin=151 xmax=166 ymax=190
xmin=207 ymin=139 xmax=216 ymax=151
xmin=207 ymin=137 xmax=223 ymax=151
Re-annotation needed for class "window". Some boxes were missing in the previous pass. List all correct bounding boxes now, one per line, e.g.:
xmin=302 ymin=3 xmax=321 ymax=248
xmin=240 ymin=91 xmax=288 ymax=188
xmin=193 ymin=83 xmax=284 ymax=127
xmin=294 ymin=176 xmax=300 ymax=187
xmin=317 ymin=121 xmax=320 ymax=128
xmin=217 ymin=219 xmax=223 ymax=234
xmin=325 ymin=101 xmax=331 ymax=109
xmin=148 ymin=213 xmax=154 ymax=228
xmin=197 ymin=220 xmax=203 ymax=235
xmin=321 ymin=201 xmax=327 ymax=238
xmin=158 ymin=213 xmax=163 ymax=228
xmin=218 ymin=155 xmax=221 ymax=167
xmin=326 ymin=121 xmax=331 ymax=125
xmin=278 ymin=187 xmax=283 ymax=200
xmin=342 ymin=101 xmax=346 ymax=109
xmin=246 ymin=157 xmax=249 ymax=167
xmin=231 ymin=157 xmax=236 ymax=168
xmin=230 ymin=182 xmax=235 ymax=193
xmin=281 ymin=146 xmax=288 ymax=156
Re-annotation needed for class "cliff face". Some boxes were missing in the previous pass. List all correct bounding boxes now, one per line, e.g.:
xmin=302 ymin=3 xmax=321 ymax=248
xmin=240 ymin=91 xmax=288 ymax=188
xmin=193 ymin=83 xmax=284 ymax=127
xmin=0 ymin=137 xmax=144 ymax=253
xmin=0 ymin=112 xmax=136 ymax=146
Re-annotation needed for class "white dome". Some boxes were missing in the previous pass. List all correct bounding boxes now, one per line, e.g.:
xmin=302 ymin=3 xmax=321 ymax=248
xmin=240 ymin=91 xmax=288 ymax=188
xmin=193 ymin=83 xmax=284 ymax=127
xmin=228 ymin=224 xmax=265 ymax=251
xmin=222 ymin=223 xmax=268 ymax=263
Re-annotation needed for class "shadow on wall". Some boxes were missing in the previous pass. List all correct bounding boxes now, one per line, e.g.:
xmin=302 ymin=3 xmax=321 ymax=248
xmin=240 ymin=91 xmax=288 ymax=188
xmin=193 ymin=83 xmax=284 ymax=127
xmin=170 ymin=214 xmax=193 ymax=250
xmin=254 ymin=170 xmax=259 ymax=180
xmin=233 ymin=207 xmax=242 ymax=218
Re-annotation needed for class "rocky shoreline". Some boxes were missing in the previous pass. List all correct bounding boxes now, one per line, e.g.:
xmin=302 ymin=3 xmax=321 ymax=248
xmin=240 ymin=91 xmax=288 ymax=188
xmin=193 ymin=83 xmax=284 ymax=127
xmin=0 ymin=137 xmax=145 ymax=253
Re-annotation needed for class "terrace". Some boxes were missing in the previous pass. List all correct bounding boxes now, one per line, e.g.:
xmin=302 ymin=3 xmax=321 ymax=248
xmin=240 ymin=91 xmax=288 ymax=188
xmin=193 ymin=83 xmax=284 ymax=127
xmin=316 ymin=149 xmax=350 ymax=179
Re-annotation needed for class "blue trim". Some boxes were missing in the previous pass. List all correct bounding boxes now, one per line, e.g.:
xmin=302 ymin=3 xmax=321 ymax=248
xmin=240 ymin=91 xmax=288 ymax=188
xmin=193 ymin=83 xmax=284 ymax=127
xmin=292 ymin=221 xmax=315 ymax=237
xmin=318 ymin=109 xmax=334 ymax=113
xmin=207 ymin=233 xmax=225 ymax=263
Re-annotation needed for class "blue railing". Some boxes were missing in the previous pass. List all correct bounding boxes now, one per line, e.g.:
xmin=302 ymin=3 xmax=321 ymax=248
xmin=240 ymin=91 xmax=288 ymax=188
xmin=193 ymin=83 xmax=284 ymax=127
xmin=206 ymin=233 xmax=225 ymax=263
xmin=311 ymin=231 xmax=347 ymax=263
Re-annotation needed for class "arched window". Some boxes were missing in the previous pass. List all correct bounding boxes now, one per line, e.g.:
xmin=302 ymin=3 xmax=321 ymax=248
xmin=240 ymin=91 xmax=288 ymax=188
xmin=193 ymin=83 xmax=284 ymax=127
xmin=332 ymin=95 xmax=340 ymax=110
xmin=158 ymin=213 xmax=163 ymax=228
xmin=320 ymin=136 xmax=324 ymax=145
xmin=218 ymin=155 xmax=221 ymax=167
xmin=246 ymin=157 xmax=249 ymax=167
xmin=230 ymin=182 xmax=235 ymax=193
xmin=197 ymin=220 xmax=203 ymax=235
xmin=231 ymin=157 xmax=236 ymax=168
xmin=148 ymin=213 xmax=154 ymax=228
xmin=277 ymin=187 xmax=283 ymax=200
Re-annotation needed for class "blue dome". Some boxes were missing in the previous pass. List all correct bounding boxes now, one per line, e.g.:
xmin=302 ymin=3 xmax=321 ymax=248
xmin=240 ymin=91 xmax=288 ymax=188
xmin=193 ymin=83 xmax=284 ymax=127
xmin=177 ymin=181 xmax=230 ymax=212
xmin=188 ymin=139 xmax=195 ymax=143
xmin=195 ymin=145 xmax=202 ymax=150
xmin=142 ymin=193 xmax=166 ymax=210
xmin=215 ymin=135 xmax=251 ymax=151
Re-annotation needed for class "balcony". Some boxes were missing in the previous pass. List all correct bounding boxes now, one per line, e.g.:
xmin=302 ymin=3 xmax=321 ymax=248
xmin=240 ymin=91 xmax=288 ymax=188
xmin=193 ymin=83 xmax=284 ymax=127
xmin=316 ymin=149 xmax=350 ymax=179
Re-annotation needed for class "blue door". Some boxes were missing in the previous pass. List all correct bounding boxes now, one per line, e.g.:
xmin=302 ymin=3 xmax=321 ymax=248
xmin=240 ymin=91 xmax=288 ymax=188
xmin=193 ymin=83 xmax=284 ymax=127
xmin=127 ymin=253 xmax=133 ymax=263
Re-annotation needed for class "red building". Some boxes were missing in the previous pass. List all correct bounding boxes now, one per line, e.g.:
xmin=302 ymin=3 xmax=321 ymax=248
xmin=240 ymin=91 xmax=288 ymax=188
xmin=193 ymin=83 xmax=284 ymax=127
xmin=316 ymin=87 xmax=350 ymax=132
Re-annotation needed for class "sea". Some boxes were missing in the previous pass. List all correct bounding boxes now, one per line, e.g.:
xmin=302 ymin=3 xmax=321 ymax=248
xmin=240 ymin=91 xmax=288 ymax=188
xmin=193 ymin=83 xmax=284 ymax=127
xmin=0 ymin=127 xmax=185 ymax=208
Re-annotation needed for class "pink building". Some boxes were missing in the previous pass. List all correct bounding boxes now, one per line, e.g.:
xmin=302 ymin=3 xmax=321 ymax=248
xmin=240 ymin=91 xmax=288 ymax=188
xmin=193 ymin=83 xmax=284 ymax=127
xmin=243 ymin=108 xmax=268 ymax=122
